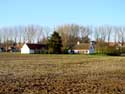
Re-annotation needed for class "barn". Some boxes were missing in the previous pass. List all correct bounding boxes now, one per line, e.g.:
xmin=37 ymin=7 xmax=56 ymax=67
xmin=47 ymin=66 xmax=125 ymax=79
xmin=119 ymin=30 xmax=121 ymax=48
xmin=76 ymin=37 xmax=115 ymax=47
xmin=21 ymin=43 xmax=47 ymax=54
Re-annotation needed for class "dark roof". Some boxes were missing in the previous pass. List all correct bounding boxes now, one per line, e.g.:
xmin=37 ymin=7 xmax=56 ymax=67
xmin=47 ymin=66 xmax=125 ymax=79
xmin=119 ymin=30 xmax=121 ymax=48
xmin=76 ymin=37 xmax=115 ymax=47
xmin=26 ymin=43 xmax=47 ymax=49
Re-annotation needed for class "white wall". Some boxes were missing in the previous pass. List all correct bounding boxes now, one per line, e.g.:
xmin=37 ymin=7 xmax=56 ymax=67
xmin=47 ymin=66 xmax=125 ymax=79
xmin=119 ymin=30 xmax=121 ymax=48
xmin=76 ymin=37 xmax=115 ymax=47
xmin=21 ymin=44 xmax=31 ymax=54
xmin=89 ymin=47 xmax=95 ymax=54
xmin=68 ymin=49 xmax=89 ymax=54
xmin=30 ymin=49 xmax=34 ymax=54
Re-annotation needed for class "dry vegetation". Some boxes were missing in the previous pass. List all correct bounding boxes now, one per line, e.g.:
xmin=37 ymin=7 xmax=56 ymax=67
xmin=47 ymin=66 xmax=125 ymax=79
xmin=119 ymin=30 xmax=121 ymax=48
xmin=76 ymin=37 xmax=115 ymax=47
xmin=0 ymin=53 xmax=125 ymax=94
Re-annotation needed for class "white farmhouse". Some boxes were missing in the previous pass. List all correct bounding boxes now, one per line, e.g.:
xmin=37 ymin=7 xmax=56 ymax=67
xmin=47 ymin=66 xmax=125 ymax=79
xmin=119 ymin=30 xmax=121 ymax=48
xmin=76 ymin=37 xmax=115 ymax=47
xmin=68 ymin=41 xmax=96 ymax=54
xmin=72 ymin=43 xmax=90 ymax=54
xmin=21 ymin=43 xmax=47 ymax=54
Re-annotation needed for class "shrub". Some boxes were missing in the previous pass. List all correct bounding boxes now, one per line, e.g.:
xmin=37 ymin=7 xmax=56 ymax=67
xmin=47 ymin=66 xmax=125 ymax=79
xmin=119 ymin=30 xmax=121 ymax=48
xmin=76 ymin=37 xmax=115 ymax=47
xmin=106 ymin=46 xmax=121 ymax=56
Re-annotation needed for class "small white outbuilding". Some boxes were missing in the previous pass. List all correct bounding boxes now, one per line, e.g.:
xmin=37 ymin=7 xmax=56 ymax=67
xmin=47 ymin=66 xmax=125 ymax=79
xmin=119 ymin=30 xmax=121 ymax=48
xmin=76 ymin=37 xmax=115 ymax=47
xmin=21 ymin=43 xmax=46 ymax=54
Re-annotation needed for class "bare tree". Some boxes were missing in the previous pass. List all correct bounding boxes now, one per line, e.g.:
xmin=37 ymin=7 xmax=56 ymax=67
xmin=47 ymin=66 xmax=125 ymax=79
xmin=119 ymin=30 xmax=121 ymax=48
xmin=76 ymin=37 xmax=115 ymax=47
xmin=118 ymin=26 xmax=125 ymax=46
xmin=35 ymin=26 xmax=43 ymax=43
xmin=25 ymin=25 xmax=37 ymax=43
xmin=80 ymin=25 xmax=91 ymax=43
xmin=113 ymin=26 xmax=119 ymax=44
xmin=94 ymin=26 xmax=100 ymax=42
xmin=57 ymin=24 xmax=80 ymax=49
xmin=57 ymin=24 xmax=70 ymax=48
xmin=0 ymin=28 xmax=2 ymax=46
xmin=106 ymin=26 xmax=112 ymax=44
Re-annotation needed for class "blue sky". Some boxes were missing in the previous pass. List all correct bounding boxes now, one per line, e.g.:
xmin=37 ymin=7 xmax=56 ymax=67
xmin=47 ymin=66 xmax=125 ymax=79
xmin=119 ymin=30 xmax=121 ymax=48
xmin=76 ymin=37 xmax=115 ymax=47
xmin=0 ymin=0 xmax=125 ymax=27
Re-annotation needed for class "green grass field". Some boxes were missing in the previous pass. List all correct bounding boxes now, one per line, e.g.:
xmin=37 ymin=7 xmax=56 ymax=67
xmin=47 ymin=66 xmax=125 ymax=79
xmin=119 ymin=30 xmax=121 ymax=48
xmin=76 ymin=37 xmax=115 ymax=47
xmin=0 ymin=53 xmax=125 ymax=94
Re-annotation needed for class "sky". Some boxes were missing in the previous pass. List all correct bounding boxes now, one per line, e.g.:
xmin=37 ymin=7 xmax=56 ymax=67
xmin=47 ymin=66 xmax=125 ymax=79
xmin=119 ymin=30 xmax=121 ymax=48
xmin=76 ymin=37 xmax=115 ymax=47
xmin=0 ymin=0 xmax=125 ymax=27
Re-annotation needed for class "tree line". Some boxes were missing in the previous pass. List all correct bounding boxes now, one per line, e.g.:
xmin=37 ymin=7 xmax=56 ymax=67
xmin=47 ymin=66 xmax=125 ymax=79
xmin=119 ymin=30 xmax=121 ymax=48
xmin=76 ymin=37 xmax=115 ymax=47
xmin=0 ymin=24 xmax=125 ymax=54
